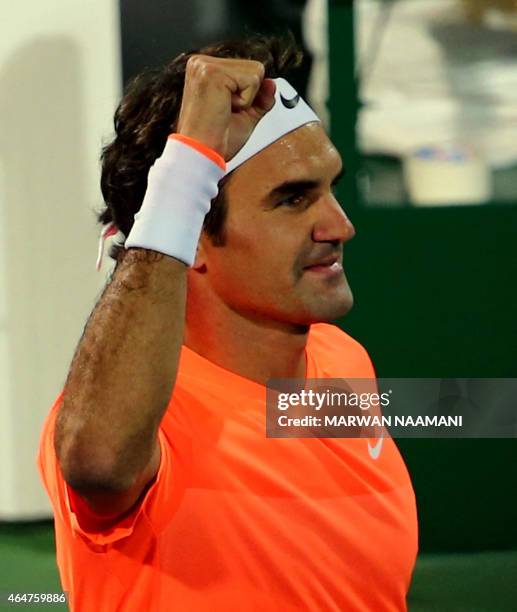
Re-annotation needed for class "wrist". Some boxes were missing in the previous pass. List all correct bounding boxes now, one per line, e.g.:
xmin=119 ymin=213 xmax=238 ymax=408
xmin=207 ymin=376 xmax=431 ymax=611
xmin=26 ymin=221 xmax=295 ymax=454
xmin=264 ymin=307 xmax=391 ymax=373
xmin=170 ymin=134 xmax=226 ymax=169
xmin=125 ymin=136 xmax=226 ymax=265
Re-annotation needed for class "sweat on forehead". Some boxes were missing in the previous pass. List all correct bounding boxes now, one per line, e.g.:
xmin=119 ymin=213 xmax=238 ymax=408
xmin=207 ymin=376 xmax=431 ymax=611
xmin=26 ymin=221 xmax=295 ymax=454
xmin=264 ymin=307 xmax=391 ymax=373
xmin=223 ymin=124 xmax=343 ymax=211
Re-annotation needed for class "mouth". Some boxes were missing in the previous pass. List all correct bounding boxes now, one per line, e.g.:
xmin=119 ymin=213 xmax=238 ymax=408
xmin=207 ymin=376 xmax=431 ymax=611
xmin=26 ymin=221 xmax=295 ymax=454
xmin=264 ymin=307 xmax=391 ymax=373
xmin=303 ymin=255 xmax=343 ymax=277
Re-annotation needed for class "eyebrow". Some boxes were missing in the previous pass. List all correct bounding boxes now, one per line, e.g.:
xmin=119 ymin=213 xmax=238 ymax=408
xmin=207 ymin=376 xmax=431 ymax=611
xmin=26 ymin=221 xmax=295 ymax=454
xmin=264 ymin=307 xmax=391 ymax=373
xmin=265 ymin=166 xmax=345 ymax=202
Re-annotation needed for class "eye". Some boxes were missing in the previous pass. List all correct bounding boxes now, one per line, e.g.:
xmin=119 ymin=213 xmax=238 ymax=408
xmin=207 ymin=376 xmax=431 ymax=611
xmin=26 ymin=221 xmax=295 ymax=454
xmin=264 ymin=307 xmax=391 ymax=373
xmin=279 ymin=193 xmax=307 ymax=208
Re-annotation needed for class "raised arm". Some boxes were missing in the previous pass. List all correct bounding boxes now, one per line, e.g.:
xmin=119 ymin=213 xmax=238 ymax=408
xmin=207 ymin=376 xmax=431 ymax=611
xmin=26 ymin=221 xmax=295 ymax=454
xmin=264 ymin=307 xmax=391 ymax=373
xmin=54 ymin=56 xmax=276 ymax=517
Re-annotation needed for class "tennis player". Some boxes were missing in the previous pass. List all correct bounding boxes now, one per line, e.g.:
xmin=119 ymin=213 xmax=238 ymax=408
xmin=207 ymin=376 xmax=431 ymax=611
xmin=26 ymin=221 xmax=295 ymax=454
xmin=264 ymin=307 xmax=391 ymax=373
xmin=38 ymin=35 xmax=418 ymax=611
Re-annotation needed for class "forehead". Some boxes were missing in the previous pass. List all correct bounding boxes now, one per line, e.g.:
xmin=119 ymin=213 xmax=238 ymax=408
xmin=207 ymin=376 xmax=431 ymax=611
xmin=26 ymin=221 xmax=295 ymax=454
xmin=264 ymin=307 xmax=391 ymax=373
xmin=228 ymin=123 xmax=342 ymax=191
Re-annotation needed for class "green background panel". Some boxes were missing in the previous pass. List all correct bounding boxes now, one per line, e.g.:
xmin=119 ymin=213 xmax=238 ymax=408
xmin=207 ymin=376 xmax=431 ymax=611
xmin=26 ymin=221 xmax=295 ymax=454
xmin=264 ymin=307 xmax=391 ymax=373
xmin=328 ymin=0 xmax=517 ymax=553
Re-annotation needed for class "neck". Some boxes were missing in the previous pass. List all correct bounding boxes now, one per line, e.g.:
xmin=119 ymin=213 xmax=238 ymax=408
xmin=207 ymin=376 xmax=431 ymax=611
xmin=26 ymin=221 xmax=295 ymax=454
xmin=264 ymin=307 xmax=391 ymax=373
xmin=184 ymin=292 xmax=309 ymax=386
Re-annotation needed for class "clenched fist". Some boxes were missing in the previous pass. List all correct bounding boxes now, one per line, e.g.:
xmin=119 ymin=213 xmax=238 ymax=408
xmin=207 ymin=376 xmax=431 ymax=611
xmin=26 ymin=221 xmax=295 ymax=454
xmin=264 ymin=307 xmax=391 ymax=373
xmin=176 ymin=55 xmax=276 ymax=161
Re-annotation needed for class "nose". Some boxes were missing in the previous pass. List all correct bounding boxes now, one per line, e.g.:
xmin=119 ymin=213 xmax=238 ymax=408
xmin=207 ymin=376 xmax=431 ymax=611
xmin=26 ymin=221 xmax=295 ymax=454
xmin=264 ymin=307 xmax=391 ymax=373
xmin=311 ymin=195 xmax=355 ymax=245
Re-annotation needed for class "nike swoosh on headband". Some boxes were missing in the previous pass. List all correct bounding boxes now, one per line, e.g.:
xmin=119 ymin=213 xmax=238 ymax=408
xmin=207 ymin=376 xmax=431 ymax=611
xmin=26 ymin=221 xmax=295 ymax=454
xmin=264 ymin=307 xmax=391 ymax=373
xmin=225 ymin=78 xmax=320 ymax=173
xmin=280 ymin=93 xmax=300 ymax=109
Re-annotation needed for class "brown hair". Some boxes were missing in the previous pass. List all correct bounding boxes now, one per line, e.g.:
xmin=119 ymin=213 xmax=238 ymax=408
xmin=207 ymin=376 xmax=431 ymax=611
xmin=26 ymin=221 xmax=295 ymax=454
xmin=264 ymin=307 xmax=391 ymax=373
xmin=99 ymin=33 xmax=303 ymax=261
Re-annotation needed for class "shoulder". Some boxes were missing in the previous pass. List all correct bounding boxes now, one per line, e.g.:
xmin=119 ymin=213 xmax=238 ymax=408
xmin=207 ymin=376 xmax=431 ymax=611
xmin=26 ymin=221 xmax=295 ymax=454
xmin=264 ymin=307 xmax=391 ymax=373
xmin=307 ymin=323 xmax=376 ymax=378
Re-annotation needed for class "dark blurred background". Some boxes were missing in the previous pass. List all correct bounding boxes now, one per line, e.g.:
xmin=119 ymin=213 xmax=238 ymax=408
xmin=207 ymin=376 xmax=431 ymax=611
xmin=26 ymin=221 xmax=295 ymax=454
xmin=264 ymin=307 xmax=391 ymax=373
xmin=120 ymin=0 xmax=313 ymax=96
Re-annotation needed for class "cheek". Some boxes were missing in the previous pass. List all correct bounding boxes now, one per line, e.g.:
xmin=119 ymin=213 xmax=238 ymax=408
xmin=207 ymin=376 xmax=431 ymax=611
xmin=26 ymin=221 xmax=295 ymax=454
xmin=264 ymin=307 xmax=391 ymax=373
xmin=209 ymin=222 xmax=296 ymax=299
xmin=226 ymin=210 xmax=289 ymax=266
xmin=214 ymin=187 xmax=314 ymax=285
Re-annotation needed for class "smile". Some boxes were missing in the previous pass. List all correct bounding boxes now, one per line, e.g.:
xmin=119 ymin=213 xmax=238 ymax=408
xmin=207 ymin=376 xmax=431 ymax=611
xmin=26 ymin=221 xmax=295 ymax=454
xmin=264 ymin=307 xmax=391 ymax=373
xmin=303 ymin=258 xmax=343 ymax=277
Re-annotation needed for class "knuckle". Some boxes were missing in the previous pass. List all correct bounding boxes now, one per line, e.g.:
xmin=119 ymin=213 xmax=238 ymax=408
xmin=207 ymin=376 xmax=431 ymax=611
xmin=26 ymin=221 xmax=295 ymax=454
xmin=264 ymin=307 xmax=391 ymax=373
xmin=186 ymin=55 xmax=200 ymax=71
xmin=203 ymin=62 xmax=219 ymax=77
xmin=252 ymin=61 xmax=265 ymax=78
xmin=186 ymin=55 xmax=212 ymax=76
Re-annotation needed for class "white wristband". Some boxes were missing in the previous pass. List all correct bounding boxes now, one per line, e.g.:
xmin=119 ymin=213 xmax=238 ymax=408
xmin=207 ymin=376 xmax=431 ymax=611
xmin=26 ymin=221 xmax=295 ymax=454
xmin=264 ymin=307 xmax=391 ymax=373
xmin=125 ymin=137 xmax=225 ymax=266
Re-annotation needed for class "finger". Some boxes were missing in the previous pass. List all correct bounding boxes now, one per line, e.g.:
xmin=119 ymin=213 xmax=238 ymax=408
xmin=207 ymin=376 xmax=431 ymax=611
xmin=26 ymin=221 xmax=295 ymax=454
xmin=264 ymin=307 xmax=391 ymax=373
xmin=252 ymin=78 xmax=276 ymax=115
xmin=228 ymin=63 xmax=265 ymax=109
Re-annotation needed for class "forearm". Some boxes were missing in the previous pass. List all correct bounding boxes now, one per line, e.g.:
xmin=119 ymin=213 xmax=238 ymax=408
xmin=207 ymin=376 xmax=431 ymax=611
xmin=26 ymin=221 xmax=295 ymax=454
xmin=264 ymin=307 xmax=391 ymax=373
xmin=55 ymin=248 xmax=186 ymax=490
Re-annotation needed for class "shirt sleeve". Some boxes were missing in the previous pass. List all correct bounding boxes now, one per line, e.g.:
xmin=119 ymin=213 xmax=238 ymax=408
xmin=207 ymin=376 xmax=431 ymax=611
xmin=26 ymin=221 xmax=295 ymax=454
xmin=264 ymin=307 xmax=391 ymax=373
xmin=37 ymin=392 xmax=187 ymax=548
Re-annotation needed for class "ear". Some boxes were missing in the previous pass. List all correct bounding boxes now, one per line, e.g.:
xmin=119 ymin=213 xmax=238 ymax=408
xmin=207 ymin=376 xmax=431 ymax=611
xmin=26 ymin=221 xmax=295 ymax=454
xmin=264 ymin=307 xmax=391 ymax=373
xmin=191 ymin=235 xmax=207 ymax=271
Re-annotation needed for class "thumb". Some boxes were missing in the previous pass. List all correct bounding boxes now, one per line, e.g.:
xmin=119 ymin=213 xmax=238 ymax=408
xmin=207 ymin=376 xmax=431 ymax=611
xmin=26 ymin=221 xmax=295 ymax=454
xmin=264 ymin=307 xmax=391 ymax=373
xmin=252 ymin=79 xmax=276 ymax=118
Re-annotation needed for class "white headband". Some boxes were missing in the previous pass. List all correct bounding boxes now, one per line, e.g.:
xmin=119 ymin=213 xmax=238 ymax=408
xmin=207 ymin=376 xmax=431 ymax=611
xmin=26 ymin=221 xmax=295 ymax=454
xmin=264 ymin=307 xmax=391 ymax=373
xmin=225 ymin=77 xmax=320 ymax=174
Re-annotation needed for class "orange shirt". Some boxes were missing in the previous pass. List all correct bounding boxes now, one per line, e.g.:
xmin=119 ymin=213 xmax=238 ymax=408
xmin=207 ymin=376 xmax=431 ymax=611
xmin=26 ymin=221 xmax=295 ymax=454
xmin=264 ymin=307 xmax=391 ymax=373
xmin=38 ymin=323 xmax=418 ymax=611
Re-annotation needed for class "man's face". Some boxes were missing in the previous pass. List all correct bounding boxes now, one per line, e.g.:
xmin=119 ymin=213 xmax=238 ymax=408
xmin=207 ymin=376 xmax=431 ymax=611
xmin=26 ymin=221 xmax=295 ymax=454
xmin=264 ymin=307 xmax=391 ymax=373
xmin=196 ymin=122 xmax=355 ymax=326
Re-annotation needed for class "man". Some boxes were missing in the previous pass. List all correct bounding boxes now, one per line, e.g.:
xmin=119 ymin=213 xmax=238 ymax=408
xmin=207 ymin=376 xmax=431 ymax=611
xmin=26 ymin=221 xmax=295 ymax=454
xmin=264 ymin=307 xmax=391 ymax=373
xmin=38 ymin=35 xmax=417 ymax=611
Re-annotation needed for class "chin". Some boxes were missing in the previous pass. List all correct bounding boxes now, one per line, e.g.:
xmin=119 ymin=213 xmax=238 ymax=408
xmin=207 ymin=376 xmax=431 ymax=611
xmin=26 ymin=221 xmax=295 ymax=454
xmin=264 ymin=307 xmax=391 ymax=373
xmin=294 ymin=291 xmax=354 ymax=325
xmin=315 ymin=299 xmax=354 ymax=323
xmin=293 ymin=274 xmax=354 ymax=322
xmin=317 ymin=284 xmax=354 ymax=320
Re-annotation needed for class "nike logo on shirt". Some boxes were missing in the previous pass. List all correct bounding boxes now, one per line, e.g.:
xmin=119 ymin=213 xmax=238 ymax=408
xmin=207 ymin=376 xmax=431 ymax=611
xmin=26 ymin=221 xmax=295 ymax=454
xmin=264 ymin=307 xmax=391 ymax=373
xmin=368 ymin=436 xmax=384 ymax=460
